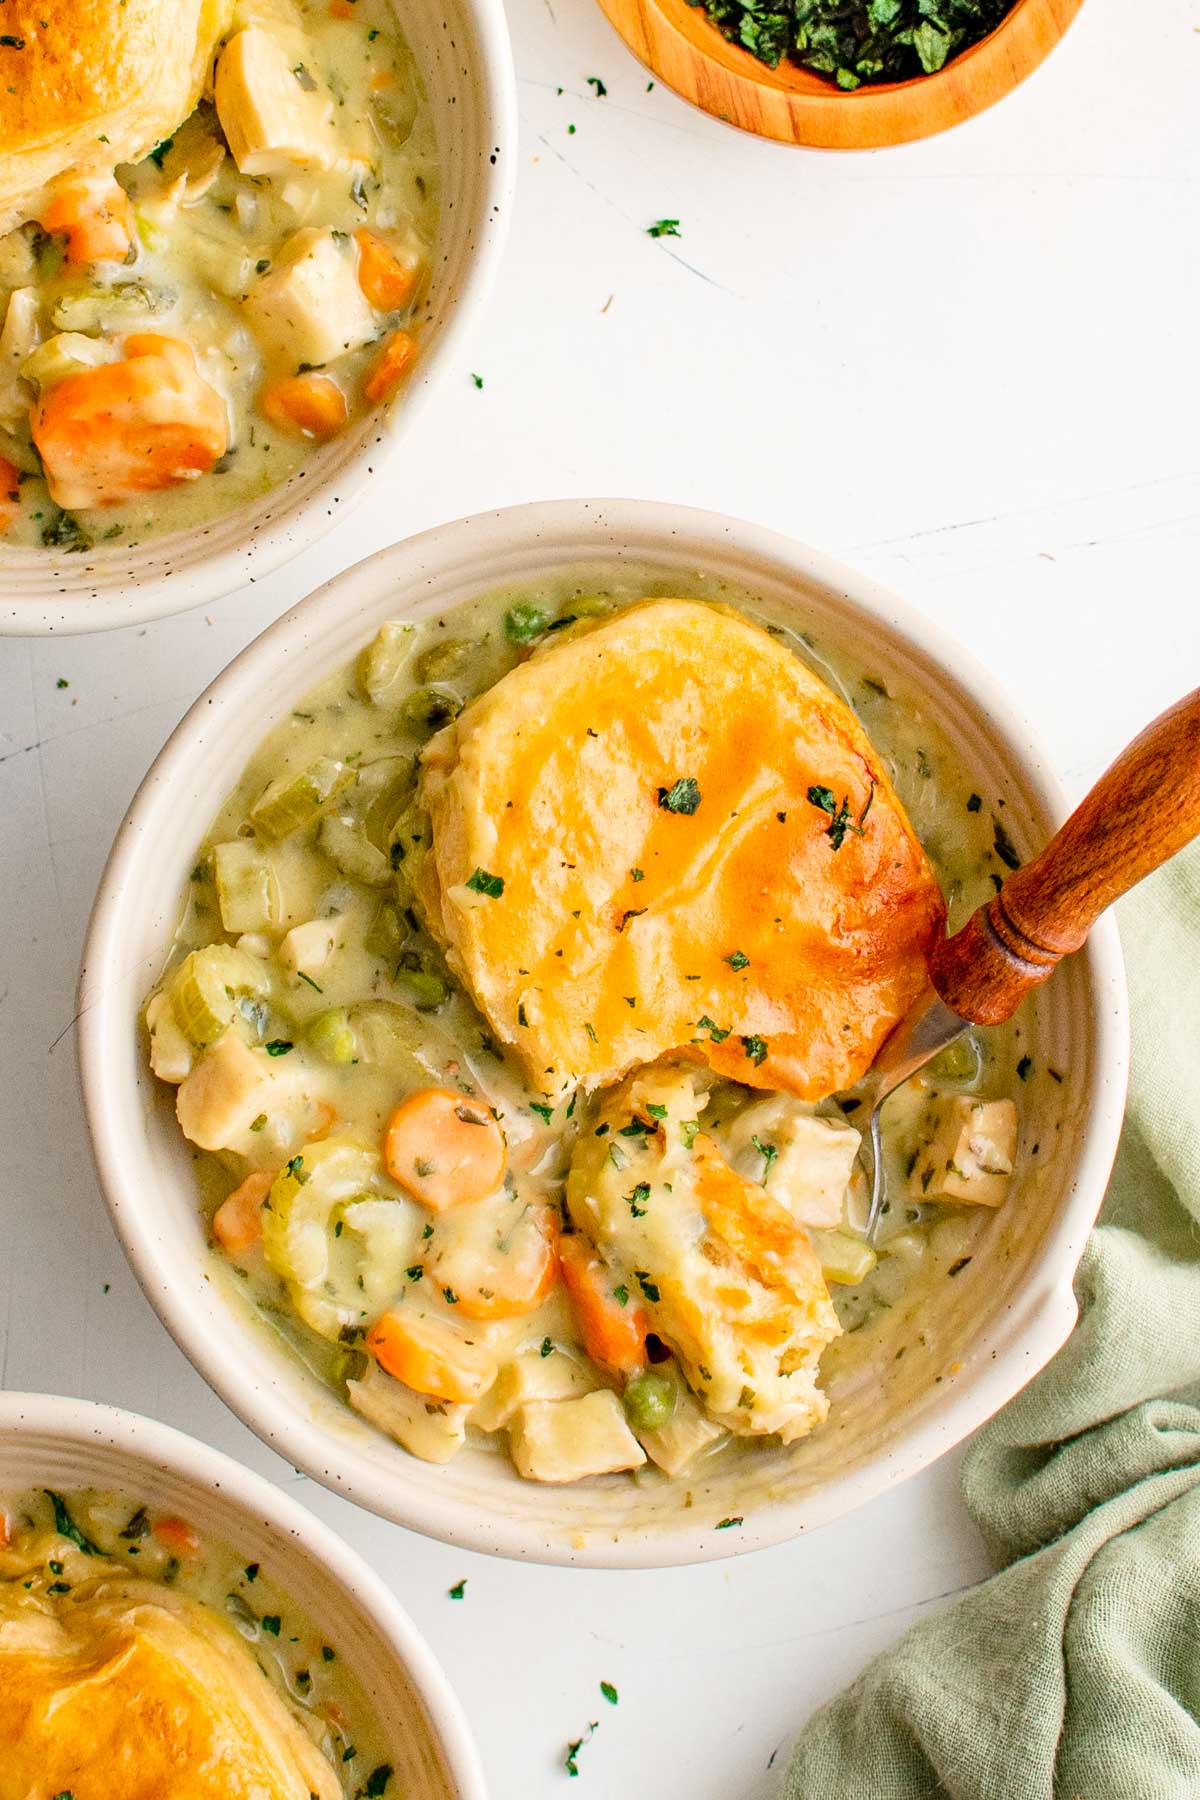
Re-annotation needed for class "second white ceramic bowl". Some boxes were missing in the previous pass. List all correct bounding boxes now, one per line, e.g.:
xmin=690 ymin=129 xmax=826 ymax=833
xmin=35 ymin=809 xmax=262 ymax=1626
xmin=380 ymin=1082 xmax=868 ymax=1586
xmin=0 ymin=0 xmax=517 ymax=636
xmin=0 ymin=1392 xmax=485 ymax=1798
xmin=79 ymin=499 xmax=1129 ymax=1566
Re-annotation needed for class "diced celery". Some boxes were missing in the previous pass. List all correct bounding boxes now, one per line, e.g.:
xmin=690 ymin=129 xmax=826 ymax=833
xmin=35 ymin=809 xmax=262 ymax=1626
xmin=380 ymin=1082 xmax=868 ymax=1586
xmin=415 ymin=637 xmax=470 ymax=682
xmin=559 ymin=594 xmax=611 ymax=620
xmin=929 ymin=1033 xmax=982 ymax=1085
xmin=808 ymin=1228 xmax=878 ymax=1287
xmin=213 ymin=839 xmax=279 ymax=933
xmin=249 ymin=757 xmax=353 ymax=841
xmin=357 ymin=621 xmax=417 ymax=703
xmin=170 ymin=944 xmax=268 ymax=1048
xmin=306 ymin=1007 xmax=357 ymax=1065
xmin=359 ymin=757 xmax=416 ymax=852
xmin=317 ymin=813 xmax=391 ymax=887
xmin=399 ymin=686 xmax=460 ymax=739
xmin=364 ymin=901 xmax=405 ymax=962
xmin=395 ymin=967 xmax=447 ymax=1010
xmin=134 ymin=207 xmax=169 ymax=254
xmin=22 ymin=332 xmax=112 ymax=389
xmin=387 ymin=803 xmax=429 ymax=897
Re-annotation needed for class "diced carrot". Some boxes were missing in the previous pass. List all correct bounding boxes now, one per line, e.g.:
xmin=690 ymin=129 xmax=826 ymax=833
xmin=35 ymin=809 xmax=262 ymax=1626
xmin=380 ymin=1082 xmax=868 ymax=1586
xmin=306 ymin=1099 xmax=338 ymax=1142
xmin=31 ymin=334 xmax=228 ymax=510
xmin=366 ymin=1308 xmax=495 ymax=1404
xmin=382 ymin=1087 xmax=506 ymax=1210
xmin=454 ymin=1205 xmax=559 ymax=1321
xmin=355 ymin=230 xmax=420 ymax=312
xmin=0 ymin=1509 xmax=10 ymax=1549
xmin=369 ymin=70 xmax=394 ymax=90
xmin=260 ymin=372 xmax=348 ymax=442
xmin=39 ymin=172 xmax=134 ymax=265
xmin=362 ymin=329 xmax=416 ymax=405
xmin=0 ymin=455 xmax=20 ymax=532
xmin=152 ymin=1514 xmax=200 ymax=1556
xmin=212 ymin=1170 xmax=273 ymax=1257
xmin=329 ymin=0 xmax=354 ymax=14
xmin=558 ymin=1235 xmax=650 ymax=1374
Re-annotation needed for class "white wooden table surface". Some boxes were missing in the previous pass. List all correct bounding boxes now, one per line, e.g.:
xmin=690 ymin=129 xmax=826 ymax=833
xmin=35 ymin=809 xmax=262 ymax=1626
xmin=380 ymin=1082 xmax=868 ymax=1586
xmin=2 ymin=0 xmax=1197 ymax=1791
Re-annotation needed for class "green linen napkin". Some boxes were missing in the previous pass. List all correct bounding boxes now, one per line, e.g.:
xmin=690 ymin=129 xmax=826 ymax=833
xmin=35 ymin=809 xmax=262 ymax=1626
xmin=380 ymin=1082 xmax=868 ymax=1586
xmin=780 ymin=843 xmax=1200 ymax=1799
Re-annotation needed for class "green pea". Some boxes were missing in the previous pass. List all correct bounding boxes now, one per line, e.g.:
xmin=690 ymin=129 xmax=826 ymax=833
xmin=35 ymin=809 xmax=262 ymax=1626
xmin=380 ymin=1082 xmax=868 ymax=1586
xmin=623 ymin=1371 xmax=676 ymax=1434
xmin=415 ymin=638 xmax=471 ymax=682
xmin=399 ymin=686 xmax=461 ymax=738
xmin=305 ymin=1008 xmax=356 ymax=1065
xmin=504 ymin=602 xmax=548 ymax=645
xmin=396 ymin=968 xmax=448 ymax=1011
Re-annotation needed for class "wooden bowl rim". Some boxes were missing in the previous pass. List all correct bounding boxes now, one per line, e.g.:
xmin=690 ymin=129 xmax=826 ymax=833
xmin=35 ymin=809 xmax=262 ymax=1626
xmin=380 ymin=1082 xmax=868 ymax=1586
xmin=594 ymin=0 xmax=1088 ymax=147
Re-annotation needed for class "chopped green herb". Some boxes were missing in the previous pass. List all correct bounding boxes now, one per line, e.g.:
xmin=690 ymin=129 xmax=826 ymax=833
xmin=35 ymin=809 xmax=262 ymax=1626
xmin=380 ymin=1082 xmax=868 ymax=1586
xmin=565 ymin=1724 xmax=597 ymax=1777
xmin=45 ymin=1491 xmax=99 ymax=1556
xmin=658 ymin=776 xmax=701 ymax=814
xmin=585 ymin=1022 xmax=599 ymax=1044
xmin=600 ymin=1679 xmax=619 ymax=1704
xmin=470 ymin=372 xmax=484 ymax=388
xmin=540 ymin=1336 xmax=554 ymax=1357
xmin=726 ymin=949 xmax=750 ymax=970
xmin=993 ymin=817 xmax=1021 ymax=871
xmin=466 ymin=867 xmax=504 ymax=898
xmin=1017 ymin=1055 xmax=1033 ymax=1080
xmin=297 ymin=971 xmax=323 ymax=993
xmin=363 ymin=1766 xmax=394 ymax=1798
xmin=807 ymin=782 xmax=874 ymax=851
xmin=715 ymin=1515 xmax=743 ymax=1529
xmin=626 ymin=1182 xmax=651 ymax=1217
xmin=148 ymin=135 xmax=174 ymax=167
xmin=948 ymin=1257 xmax=972 ymax=1278
xmin=680 ymin=1119 xmax=700 ymax=1149
xmin=613 ymin=1284 xmax=629 ymax=1306
xmin=322 ymin=1644 xmax=336 ymax=1661
xmin=742 ymin=1034 xmax=768 ymax=1067
xmin=55 ymin=676 xmax=69 ymax=689
xmin=634 ymin=1271 xmax=660 ymax=1303
xmin=751 ymin=1134 xmax=777 ymax=1178
xmin=630 ymin=867 xmax=644 ymax=882
xmin=260 ymin=1614 xmax=282 ymax=1636
xmin=966 ymin=793 xmax=983 ymax=813
xmin=645 ymin=1103 xmax=668 ymax=1120
xmin=696 ymin=1015 xmax=730 ymax=1043
xmin=530 ymin=1100 xmax=554 ymax=1124
xmin=587 ymin=75 xmax=607 ymax=94
xmin=406 ymin=1265 xmax=423 ymax=1282
xmin=442 ymin=1286 xmax=459 ymax=1305
xmin=618 ymin=1117 xmax=655 ymax=1137
xmin=647 ymin=218 xmax=680 ymax=238
xmin=265 ymin=1039 xmax=293 ymax=1056
xmin=448 ymin=1579 xmax=467 ymax=1599
xmin=244 ymin=1562 xmax=260 ymax=1582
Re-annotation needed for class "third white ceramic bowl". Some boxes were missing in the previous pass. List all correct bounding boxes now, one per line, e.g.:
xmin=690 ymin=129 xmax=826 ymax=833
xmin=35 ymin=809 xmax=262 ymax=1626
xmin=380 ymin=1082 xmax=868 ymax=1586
xmin=0 ymin=1391 xmax=485 ymax=1798
xmin=78 ymin=499 xmax=1129 ymax=1566
xmin=0 ymin=0 xmax=516 ymax=637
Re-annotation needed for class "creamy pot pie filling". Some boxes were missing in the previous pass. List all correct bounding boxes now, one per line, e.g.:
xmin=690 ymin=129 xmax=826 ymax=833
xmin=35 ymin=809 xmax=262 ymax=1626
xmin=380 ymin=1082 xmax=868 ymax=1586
xmin=0 ymin=0 xmax=437 ymax=550
xmin=144 ymin=580 xmax=1026 ymax=1486
xmin=0 ymin=1486 xmax=391 ymax=1799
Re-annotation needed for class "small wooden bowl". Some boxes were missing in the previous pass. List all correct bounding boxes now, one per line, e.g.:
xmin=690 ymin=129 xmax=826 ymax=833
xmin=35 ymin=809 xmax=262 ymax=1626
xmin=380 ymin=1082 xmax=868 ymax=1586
xmin=595 ymin=0 xmax=1086 ymax=148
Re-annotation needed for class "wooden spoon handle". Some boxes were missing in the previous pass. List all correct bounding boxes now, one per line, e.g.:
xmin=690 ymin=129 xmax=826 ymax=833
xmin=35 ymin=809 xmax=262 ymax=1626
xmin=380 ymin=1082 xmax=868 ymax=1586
xmin=928 ymin=686 xmax=1200 ymax=1026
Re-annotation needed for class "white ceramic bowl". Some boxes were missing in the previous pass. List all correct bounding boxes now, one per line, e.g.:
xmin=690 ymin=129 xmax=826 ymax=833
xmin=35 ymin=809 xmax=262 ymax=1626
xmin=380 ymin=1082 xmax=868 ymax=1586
xmin=79 ymin=499 xmax=1129 ymax=1567
xmin=0 ymin=1 xmax=516 ymax=637
xmin=0 ymin=1391 xmax=486 ymax=1798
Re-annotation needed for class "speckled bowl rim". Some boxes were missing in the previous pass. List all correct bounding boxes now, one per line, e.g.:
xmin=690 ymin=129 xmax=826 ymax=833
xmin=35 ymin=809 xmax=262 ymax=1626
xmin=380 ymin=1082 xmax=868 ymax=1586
xmin=0 ymin=0 xmax=518 ymax=637
xmin=0 ymin=1390 xmax=488 ymax=1796
xmin=78 ymin=498 xmax=1130 ymax=1567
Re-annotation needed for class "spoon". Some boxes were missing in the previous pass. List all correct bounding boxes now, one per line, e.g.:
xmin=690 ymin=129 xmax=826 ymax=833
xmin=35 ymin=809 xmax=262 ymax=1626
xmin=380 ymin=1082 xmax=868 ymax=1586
xmin=858 ymin=685 xmax=1200 ymax=1240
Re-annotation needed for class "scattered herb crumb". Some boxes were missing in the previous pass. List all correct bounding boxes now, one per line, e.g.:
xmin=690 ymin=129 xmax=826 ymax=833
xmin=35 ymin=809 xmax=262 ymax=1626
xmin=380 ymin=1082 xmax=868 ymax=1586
xmin=1017 ymin=1055 xmax=1033 ymax=1080
xmin=715 ymin=1515 xmax=743 ymax=1530
xmin=993 ymin=818 xmax=1021 ymax=871
xmin=658 ymin=776 xmax=701 ymax=813
xmin=448 ymin=1579 xmax=467 ymax=1599
xmin=600 ymin=1680 xmax=619 ymax=1705
xmin=647 ymin=218 xmax=680 ymax=238
xmin=586 ymin=76 xmax=607 ymax=94
xmin=466 ymin=867 xmax=505 ymax=898
xmin=56 ymin=677 xmax=68 ymax=689
xmin=565 ymin=1723 xmax=598 ymax=1777
xmin=470 ymin=372 xmax=484 ymax=388
xmin=966 ymin=793 xmax=983 ymax=813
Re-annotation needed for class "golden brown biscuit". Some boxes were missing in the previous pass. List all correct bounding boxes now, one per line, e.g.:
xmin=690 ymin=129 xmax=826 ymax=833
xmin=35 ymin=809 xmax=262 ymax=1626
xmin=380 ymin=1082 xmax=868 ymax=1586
xmin=0 ymin=0 xmax=230 ymax=232
xmin=0 ymin=1531 xmax=341 ymax=1800
xmin=417 ymin=599 xmax=945 ymax=1101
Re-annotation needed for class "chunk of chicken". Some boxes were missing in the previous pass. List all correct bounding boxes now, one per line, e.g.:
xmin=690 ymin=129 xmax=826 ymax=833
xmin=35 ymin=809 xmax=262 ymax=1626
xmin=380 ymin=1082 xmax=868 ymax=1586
xmin=508 ymin=1391 xmax=646 ymax=1484
xmin=909 ymin=1096 xmax=1018 ymax=1207
xmin=215 ymin=27 xmax=345 ymax=177
xmin=30 ymin=333 xmax=228 ymax=510
xmin=243 ymin=229 xmax=377 ymax=371
xmin=714 ymin=1094 xmax=860 ymax=1229
xmin=348 ymin=1360 xmax=471 ymax=1464
xmin=175 ymin=1031 xmax=280 ymax=1152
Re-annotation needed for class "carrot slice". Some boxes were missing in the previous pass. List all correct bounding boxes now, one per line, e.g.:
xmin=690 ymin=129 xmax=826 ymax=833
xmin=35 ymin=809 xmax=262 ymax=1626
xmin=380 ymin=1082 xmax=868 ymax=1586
xmin=152 ymin=1514 xmax=200 ymax=1556
xmin=212 ymin=1170 xmax=273 ymax=1257
xmin=453 ymin=1205 xmax=560 ymax=1321
xmin=40 ymin=173 xmax=134 ymax=265
xmin=355 ymin=230 xmax=420 ymax=312
xmin=366 ymin=1308 xmax=496 ymax=1404
xmin=260 ymin=372 xmax=348 ymax=442
xmin=31 ymin=334 xmax=228 ymax=510
xmin=0 ymin=455 xmax=19 ymax=532
xmin=363 ymin=329 xmax=417 ymax=405
xmin=0 ymin=1509 xmax=10 ymax=1549
xmin=382 ymin=1087 xmax=506 ymax=1210
xmin=559 ymin=1235 xmax=650 ymax=1374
